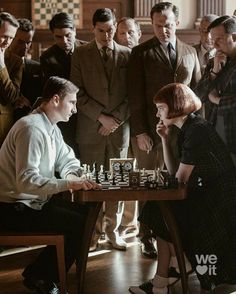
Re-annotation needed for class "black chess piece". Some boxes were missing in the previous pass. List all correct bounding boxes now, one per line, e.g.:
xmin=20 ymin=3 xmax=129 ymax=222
xmin=104 ymin=171 xmax=109 ymax=182
xmin=95 ymin=171 xmax=100 ymax=184
xmin=167 ymin=175 xmax=178 ymax=188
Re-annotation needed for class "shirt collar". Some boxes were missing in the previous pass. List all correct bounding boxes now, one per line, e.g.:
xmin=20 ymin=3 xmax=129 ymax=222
xmin=95 ymin=39 xmax=114 ymax=51
xmin=200 ymin=44 xmax=216 ymax=58
xmin=160 ymin=37 xmax=176 ymax=51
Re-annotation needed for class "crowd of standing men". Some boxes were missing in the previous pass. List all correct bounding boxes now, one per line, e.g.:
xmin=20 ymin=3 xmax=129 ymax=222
xmin=0 ymin=2 xmax=236 ymax=293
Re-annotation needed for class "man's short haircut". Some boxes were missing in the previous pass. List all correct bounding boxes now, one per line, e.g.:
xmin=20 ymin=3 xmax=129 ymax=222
xmin=17 ymin=18 xmax=34 ymax=33
xmin=117 ymin=17 xmax=141 ymax=31
xmin=0 ymin=12 xmax=19 ymax=28
xmin=150 ymin=2 xmax=179 ymax=20
xmin=92 ymin=8 xmax=116 ymax=26
xmin=42 ymin=76 xmax=79 ymax=102
xmin=208 ymin=15 xmax=236 ymax=34
xmin=153 ymin=83 xmax=202 ymax=119
xmin=49 ymin=12 xmax=74 ymax=32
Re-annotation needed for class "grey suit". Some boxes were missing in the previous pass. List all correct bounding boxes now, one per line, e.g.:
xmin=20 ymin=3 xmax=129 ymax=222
xmin=70 ymin=39 xmax=131 ymax=238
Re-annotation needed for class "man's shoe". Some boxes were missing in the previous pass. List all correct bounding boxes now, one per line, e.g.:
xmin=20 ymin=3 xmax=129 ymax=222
xmin=23 ymin=276 xmax=60 ymax=294
xmin=107 ymin=234 xmax=127 ymax=250
xmin=89 ymin=242 xmax=98 ymax=252
xmin=119 ymin=225 xmax=139 ymax=236
xmin=140 ymin=238 xmax=157 ymax=259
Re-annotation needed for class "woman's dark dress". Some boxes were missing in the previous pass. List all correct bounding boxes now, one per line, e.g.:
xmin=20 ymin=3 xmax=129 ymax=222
xmin=139 ymin=114 xmax=236 ymax=290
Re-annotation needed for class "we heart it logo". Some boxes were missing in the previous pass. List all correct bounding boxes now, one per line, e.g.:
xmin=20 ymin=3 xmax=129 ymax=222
xmin=196 ymin=265 xmax=208 ymax=275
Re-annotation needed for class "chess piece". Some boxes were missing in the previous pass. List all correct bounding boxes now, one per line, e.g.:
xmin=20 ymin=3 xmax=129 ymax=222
xmin=87 ymin=165 xmax=91 ymax=174
xmin=92 ymin=162 xmax=98 ymax=175
xmin=104 ymin=171 xmax=109 ymax=182
xmin=156 ymin=168 xmax=164 ymax=186
xmin=141 ymin=168 xmax=146 ymax=176
xmin=95 ymin=170 xmax=100 ymax=184
xmin=99 ymin=165 xmax=104 ymax=175
xmin=82 ymin=164 xmax=87 ymax=174
xmin=167 ymin=175 xmax=178 ymax=188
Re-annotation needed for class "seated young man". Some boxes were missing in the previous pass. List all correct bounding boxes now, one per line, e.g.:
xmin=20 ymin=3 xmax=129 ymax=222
xmin=0 ymin=76 xmax=101 ymax=294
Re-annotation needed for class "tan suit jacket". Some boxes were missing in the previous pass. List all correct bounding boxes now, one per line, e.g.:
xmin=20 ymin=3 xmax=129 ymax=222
xmin=70 ymin=40 xmax=131 ymax=156
xmin=128 ymin=37 xmax=201 ymax=143
xmin=0 ymin=51 xmax=23 ymax=145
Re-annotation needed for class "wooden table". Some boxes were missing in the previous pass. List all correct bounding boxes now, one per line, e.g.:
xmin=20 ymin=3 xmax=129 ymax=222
xmin=73 ymin=185 xmax=188 ymax=294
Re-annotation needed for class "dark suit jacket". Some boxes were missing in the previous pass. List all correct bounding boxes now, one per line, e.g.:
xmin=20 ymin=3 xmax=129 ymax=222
xmin=40 ymin=39 xmax=86 ymax=155
xmin=21 ymin=58 xmax=42 ymax=103
xmin=70 ymin=40 xmax=131 ymax=148
xmin=128 ymin=37 xmax=201 ymax=143
xmin=40 ymin=39 xmax=87 ymax=81
xmin=14 ymin=58 xmax=42 ymax=121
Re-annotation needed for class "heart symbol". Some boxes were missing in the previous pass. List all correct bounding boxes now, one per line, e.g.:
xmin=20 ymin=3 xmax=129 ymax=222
xmin=196 ymin=265 xmax=208 ymax=275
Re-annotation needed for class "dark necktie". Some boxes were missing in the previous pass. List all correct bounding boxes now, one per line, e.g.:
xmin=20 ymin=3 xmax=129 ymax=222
xmin=168 ymin=43 xmax=176 ymax=69
xmin=101 ymin=46 xmax=108 ymax=62
xmin=204 ymin=51 xmax=210 ymax=63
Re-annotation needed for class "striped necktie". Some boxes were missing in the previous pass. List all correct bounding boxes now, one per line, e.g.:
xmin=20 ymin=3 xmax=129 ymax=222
xmin=101 ymin=46 xmax=108 ymax=62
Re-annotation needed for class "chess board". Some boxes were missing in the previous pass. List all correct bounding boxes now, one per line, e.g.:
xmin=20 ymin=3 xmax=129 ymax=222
xmin=32 ymin=0 xmax=81 ymax=29
xmin=87 ymin=171 xmax=161 ymax=190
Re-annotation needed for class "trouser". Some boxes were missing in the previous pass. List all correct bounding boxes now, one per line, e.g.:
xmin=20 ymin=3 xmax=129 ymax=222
xmin=138 ymin=201 xmax=154 ymax=240
xmin=0 ymin=196 xmax=89 ymax=282
xmin=121 ymin=201 xmax=137 ymax=227
xmin=92 ymin=200 xmax=124 ymax=241
xmin=78 ymin=142 xmax=128 ymax=242
xmin=129 ymin=137 xmax=165 ymax=241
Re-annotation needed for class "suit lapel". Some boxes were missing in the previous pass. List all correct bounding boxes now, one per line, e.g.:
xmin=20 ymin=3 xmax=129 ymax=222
xmin=110 ymin=42 xmax=124 ymax=87
xmin=176 ymin=38 xmax=184 ymax=71
xmin=89 ymin=40 xmax=109 ymax=87
xmin=152 ymin=37 xmax=172 ymax=69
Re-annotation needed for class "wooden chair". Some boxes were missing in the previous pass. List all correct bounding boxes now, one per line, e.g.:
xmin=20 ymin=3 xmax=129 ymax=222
xmin=0 ymin=230 xmax=67 ymax=294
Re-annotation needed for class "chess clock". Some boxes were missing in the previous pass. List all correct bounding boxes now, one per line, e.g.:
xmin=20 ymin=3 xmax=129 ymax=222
xmin=113 ymin=162 xmax=121 ymax=172
xmin=123 ymin=161 xmax=133 ymax=172
xmin=110 ymin=158 xmax=134 ymax=174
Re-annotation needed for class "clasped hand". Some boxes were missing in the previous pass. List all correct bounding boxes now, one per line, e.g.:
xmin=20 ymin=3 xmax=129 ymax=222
xmin=98 ymin=113 xmax=120 ymax=136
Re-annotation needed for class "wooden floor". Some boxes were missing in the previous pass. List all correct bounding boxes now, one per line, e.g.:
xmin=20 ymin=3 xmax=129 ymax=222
xmin=0 ymin=235 xmax=235 ymax=294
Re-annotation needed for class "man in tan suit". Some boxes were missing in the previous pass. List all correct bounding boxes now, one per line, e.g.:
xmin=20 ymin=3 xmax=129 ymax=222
xmin=193 ymin=14 xmax=219 ymax=74
xmin=70 ymin=8 xmax=130 ymax=250
xmin=193 ymin=14 xmax=218 ymax=120
xmin=0 ymin=12 xmax=30 ymax=146
xmin=128 ymin=1 xmax=201 ymax=268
